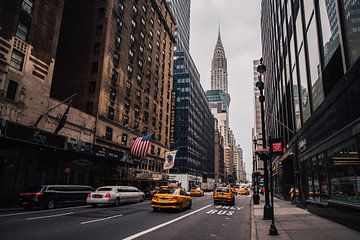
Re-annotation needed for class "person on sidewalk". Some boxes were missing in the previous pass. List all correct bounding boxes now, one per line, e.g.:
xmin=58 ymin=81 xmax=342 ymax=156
xmin=260 ymin=186 xmax=265 ymax=195
xmin=289 ymin=186 xmax=299 ymax=204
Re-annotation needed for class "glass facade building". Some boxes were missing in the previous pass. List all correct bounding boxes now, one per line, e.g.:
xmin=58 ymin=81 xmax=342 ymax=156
xmin=261 ymin=0 xmax=360 ymax=230
xmin=167 ymin=0 xmax=215 ymax=178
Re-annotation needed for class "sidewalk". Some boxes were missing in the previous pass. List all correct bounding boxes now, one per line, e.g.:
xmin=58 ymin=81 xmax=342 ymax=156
xmin=251 ymin=197 xmax=360 ymax=240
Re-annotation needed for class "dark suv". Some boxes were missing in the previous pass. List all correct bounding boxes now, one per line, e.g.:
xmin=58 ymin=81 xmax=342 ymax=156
xmin=19 ymin=185 xmax=94 ymax=210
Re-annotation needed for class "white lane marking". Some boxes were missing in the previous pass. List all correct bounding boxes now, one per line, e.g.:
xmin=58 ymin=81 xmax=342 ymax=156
xmin=80 ymin=214 xmax=123 ymax=225
xmin=0 ymin=205 xmax=89 ymax=218
xmin=26 ymin=212 xmax=74 ymax=220
xmin=123 ymin=204 xmax=212 ymax=240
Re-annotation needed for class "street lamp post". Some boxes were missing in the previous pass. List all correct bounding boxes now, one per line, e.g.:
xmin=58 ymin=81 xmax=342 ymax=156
xmin=256 ymin=58 xmax=272 ymax=220
xmin=252 ymin=138 xmax=260 ymax=205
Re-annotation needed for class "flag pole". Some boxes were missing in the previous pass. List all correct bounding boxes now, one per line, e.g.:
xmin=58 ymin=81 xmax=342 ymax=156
xmin=33 ymin=93 xmax=77 ymax=128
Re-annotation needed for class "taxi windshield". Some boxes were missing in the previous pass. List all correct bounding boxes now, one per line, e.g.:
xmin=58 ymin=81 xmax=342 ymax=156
xmin=158 ymin=189 xmax=177 ymax=194
xmin=216 ymin=188 xmax=229 ymax=193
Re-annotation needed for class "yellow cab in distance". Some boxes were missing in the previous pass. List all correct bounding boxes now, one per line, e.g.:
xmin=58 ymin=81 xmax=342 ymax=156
xmin=238 ymin=187 xmax=250 ymax=196
xmin=152 ymin=187 xmax=192 ymax=212
xmin=190 ymin=187 xmax=204 ymax=197
xmin=213 ymin=187 xmax=235 ymax=205
xmin=231 ymin=187 xmax=238 ymax=195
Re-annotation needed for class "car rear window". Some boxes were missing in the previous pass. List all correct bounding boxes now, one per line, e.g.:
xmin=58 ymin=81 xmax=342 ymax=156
xmin=158 ymin=189 xmax=177 ymax=194
xmin=216 ymin=188 xmax=229 ymax=193
xmin=97 ymin=187 xmax=113 ymax=191
xmin=25 ymin=186 xmax=44 ymax=192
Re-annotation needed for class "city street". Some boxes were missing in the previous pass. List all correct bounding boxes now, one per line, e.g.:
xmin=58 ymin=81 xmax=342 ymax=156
xmin=0 ymin=194 xmax=251 ymax=240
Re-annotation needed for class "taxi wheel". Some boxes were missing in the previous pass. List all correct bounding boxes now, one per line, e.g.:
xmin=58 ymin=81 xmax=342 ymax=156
xmin=188 ymin=200 xmax=192 ymax=209
xmin=178 ymin=203 xmax=184 ymax=212
xmin=214 ymin=200 xmax=218 ymax=205
xmin=153 ymin=207 xmax=159 ymax=212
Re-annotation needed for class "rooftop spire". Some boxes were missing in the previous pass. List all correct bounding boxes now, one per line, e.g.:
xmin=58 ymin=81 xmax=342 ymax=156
xmin=217 ymin=20 xmax=221 ymax=42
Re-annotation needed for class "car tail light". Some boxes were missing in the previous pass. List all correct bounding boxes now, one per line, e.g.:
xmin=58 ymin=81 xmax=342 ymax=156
xmin=168 ymin=197 xmax=177 ymax=201
xmin=35 ymin=192 xmax=44 ymax=197
xmin=105 ymin=193 xmax=111 ymax=198
xmin=19 ymin=193 xmax=25 ymax=196
xmin=87 ymin=193 xmax=91 ymax=199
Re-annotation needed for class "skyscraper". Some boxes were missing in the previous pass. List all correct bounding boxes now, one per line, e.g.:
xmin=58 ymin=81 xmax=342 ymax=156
xmin=207 ymin=29 xmax=231 ymax=177
xmin=165 ymin=0 xmax=191 ymax=52
xmin=167 ymin=0 xmax=215 ymax=189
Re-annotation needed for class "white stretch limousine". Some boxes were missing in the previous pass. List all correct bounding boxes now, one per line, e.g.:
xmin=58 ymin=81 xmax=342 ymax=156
xmin=87 ymin=186 xmax=144 ymax=207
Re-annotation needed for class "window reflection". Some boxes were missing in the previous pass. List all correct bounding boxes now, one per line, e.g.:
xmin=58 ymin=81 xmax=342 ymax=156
xmin=328 ymin=139 xmax=360 ymax=204
xmin=307 ymin=160 xmax=314 ymax=200
xmin=319 ymin=0 xmax=340 ymax=66
xmin=341 ymin=0 xmax=360 ymax=65
xmin=312 ymin=157 xmax=321 ymax=201
xmin=298 ymin=47 xmax=311 ymax=122
xmin=303 ymin=0 xmax=314 ymax=25
xmin=318 ymin=153 xmax=329 ymax=201
xmin=307 ymin=18 xmax=324 ymax=110
xmin=291 ymin=66 xmax=302 ymax=131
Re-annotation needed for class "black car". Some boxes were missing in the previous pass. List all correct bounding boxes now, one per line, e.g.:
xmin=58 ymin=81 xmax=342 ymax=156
xmin=19 ymin=185 xmax=94 ymax=210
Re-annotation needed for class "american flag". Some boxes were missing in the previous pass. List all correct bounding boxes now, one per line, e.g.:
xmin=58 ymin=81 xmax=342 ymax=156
xmin=130 ymin=133 xmax=153 ymax=157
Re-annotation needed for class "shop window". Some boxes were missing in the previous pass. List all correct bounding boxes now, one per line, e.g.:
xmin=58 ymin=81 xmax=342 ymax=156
xmin=16 ymin=22 xmax=29 ymax=41
xmin=6 ymin=80 xmax=18 ymax=101
xmin=306 ymin=159 xmax=314 ymax=200
xmin=105 ymin=127 xmax=113 ymax=141
xmin=327 ymin=138 xmax=360 ymax=204
xmin=10 ymin=50 xmax=24 ymax=70
xmin=312 ymin=156 xmax=321 ymax=201
xmin=22 ymin=0 xmax=33 ymax=14
xmin=318 ymin=153 xmax=330 ymax=201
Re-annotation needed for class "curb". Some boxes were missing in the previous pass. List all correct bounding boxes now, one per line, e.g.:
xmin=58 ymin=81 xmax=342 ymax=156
xmin=250 ymin=196 xmax=257 ymax=240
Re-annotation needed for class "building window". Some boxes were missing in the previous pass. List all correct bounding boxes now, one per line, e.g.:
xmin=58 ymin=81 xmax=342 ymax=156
xmin=22 ymin=0 xmax=33 ymax=14
xmin=115 ymin=35 xmax=121 ymax=49
xmin=16 ymin=22 xmax=29 ymax=41
xmin=141 ymin=18 xmax=146 ymax=26
xmin=130 ymin=34 xmax=135 ymax=43
xmin=133 ymin=4 xmax=137 ymax=13
xmin=137 ymin=75 xmax=142 ymax=85
xmin=116 ymin=18 xmax=123 ymax=30
xmin=134 ymin=121 xmax=139 ymax=129
xmin=98 ymin=8 xmax=105 ymax=18
xmin=6 ymin=80 xmax=18 ymax=101
xmin=140 ymin=32 xmax=145 ymax=39
xmin=96 ymin=25 xmax=103 ymax=36
xmin=123 ymin=115 xmax=129 ymax=125
xmin=144 ymin=97 xmax=149 ymax=107
xmin=134 ymin=105 xmax=140 ymax=116
xmin=105 ymin=127 xmax=113 ymax=141
xmin=108 ymin=106 xmax=115 ymax=120
xmin=131 ymin=19 xmax=136 ymax=28
xmin=298 ymin=47 xmax=311 ymax=122
xmin=124 ymin=98 xmax=130 ymax=109
xmin=142 ymin=4 xmax=147 ymax=13
xmin=143 ymin=112 xmax=148 ymax=123
xmin=88 ymin=81 xmax=96 ymax=93
xmin=111 ymin=69 xmax=118 ymax=83
xmin=91 ymin=62 xmax=98 ymax=74
xmin=86 ymin=102 xmax=93 ymax=114
xmin=146 ymin=83 xmax=150 ymax=93
xmin=126 ymin=81 xmax=131 ymax=95
xmin=121 ymin=134 xmax=128 ymax=146
xmin=93 ymin=43 xmax=101 ymax=54
xmin=136 ymin=89 xmax=141 ymax=99
xmin=110 ymin=87 xmax=116 ymax=101
xmin=113 ymin=51 xmax=120 ymax=65
xmin=10 ymin=50 xmax=24 ymax=70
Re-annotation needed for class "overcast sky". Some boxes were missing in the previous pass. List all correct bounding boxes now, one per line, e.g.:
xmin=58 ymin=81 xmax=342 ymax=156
xmin=189 ymin=0 xmax=262 ymax=178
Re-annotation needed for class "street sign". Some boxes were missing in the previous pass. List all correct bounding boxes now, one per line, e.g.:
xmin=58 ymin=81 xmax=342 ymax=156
xmin=270 ymin=138 xmax=283 ymax=156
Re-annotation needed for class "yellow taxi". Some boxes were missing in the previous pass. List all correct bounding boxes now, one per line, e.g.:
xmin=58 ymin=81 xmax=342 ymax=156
xmin=238 ymin=187 xmax=250 ymax=196
xmin=152 ymin=188 xmax=192 ymax=212
xmin=231 ymin=187 xmax=238 ymax=195
xmin=190 ymin=187 xmax=204 ymax=197
xmin=213 ymin=187 xmax=235 ymax=205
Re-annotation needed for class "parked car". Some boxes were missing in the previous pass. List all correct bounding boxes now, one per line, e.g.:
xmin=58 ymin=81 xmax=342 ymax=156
xmin=19 ymin=185 xmax=94 ymax=210
xmin=152 ymin=188 xmax=192 ymax=212
xmin=87 ymin=186 xmax=144 ymax=207
xmin=190 ymin=187 xmax=204 ymax=197
xmin=213 ymin=187 xmax=235 ymax=205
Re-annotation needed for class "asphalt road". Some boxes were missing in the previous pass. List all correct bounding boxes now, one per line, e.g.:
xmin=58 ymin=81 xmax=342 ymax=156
xmin=0 ymin=194 xmax=251 ymax=240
